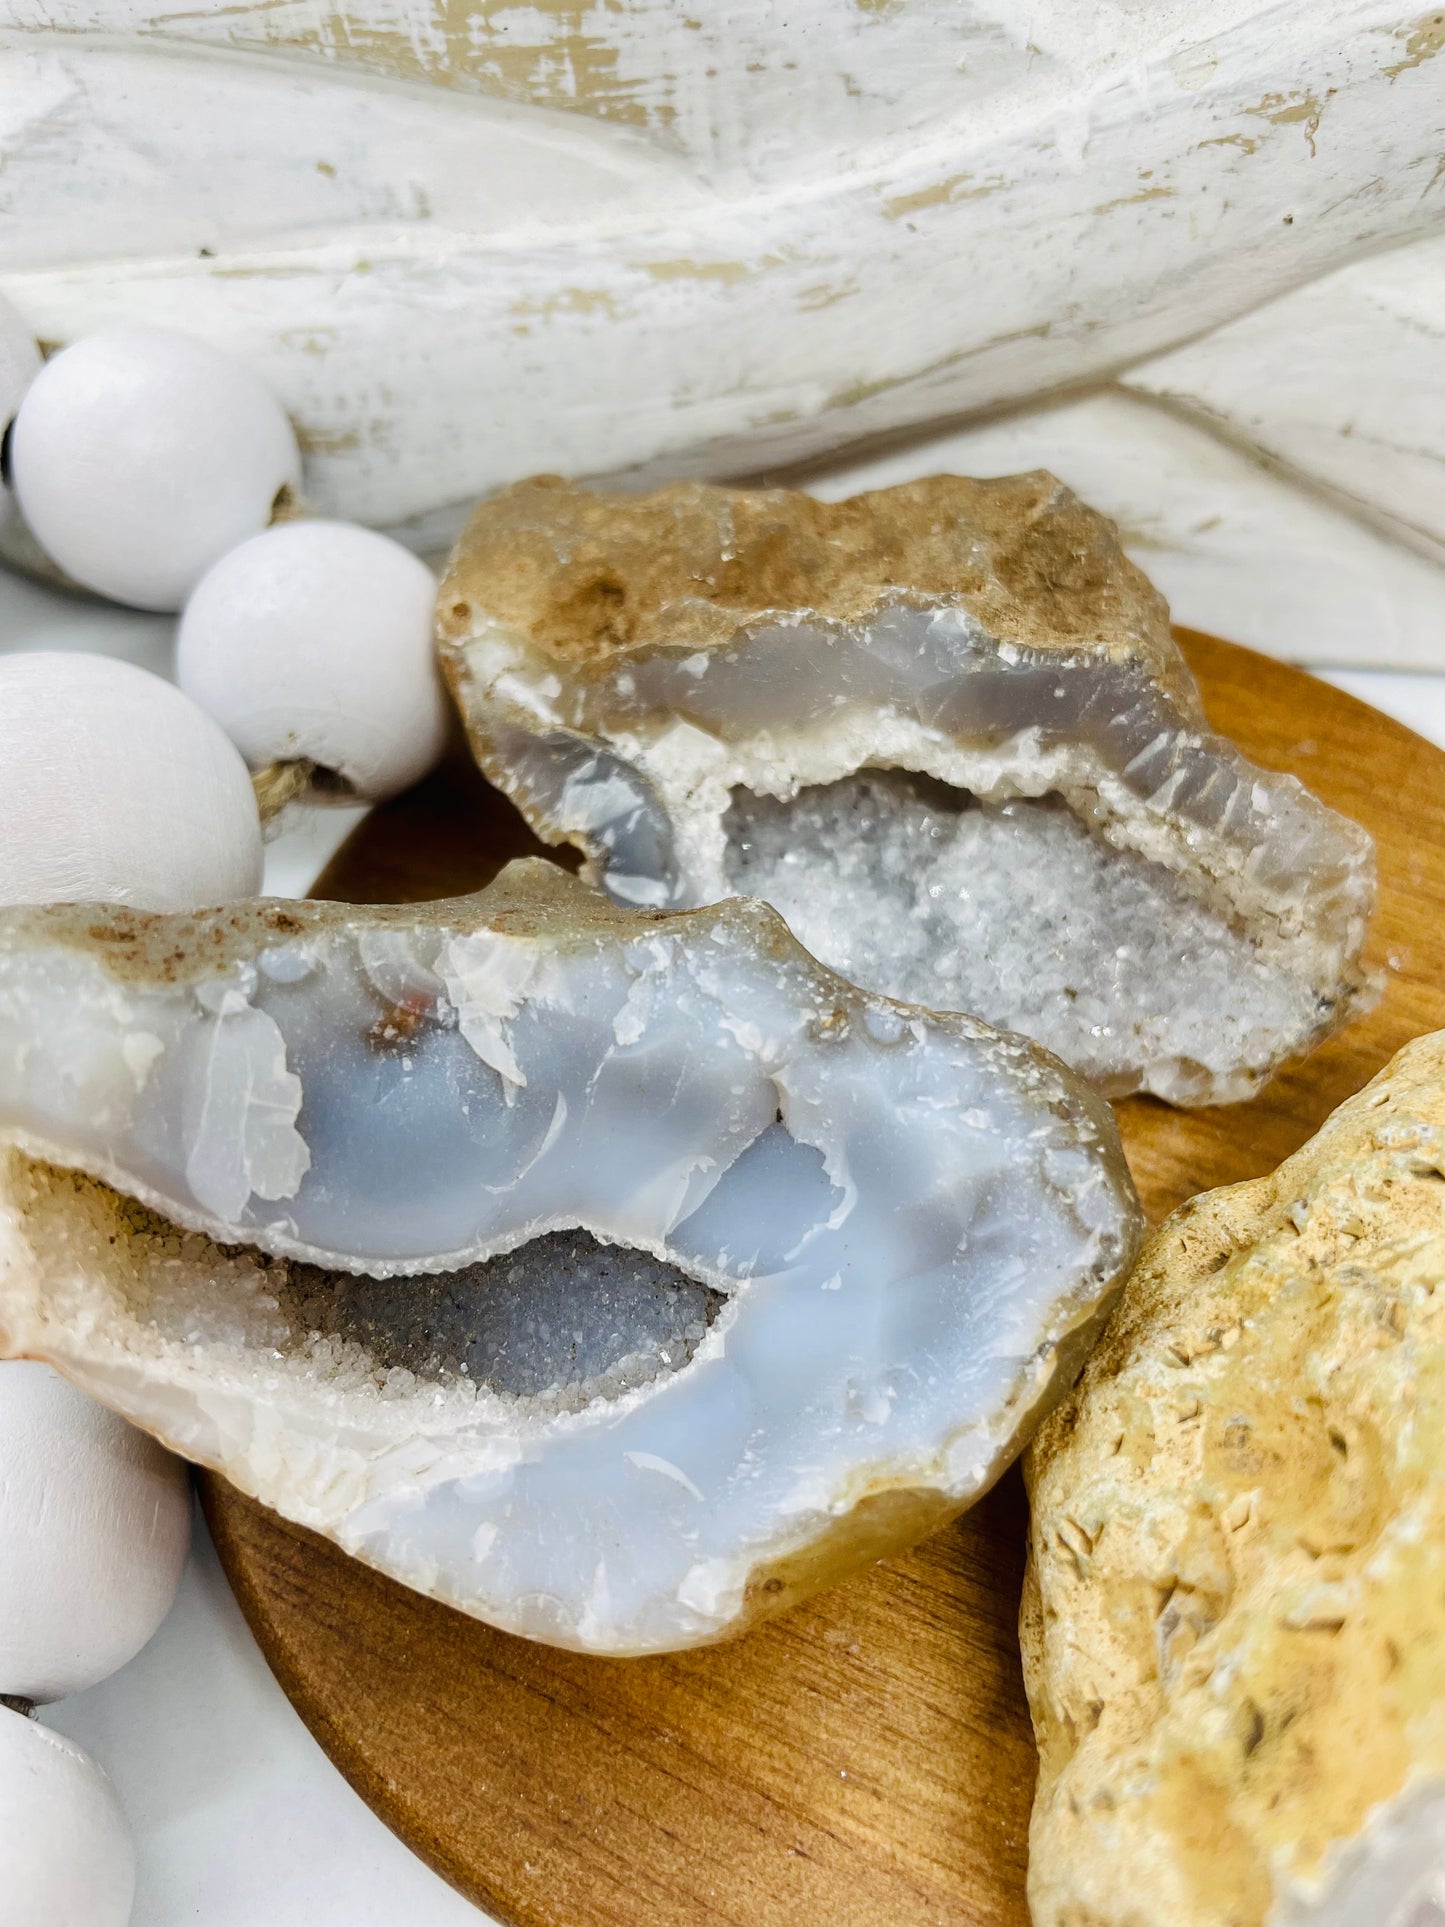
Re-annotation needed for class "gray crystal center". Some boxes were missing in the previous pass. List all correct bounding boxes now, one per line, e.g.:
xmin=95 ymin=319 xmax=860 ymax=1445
xmin=723 ymin=770 xmax=1317 ymax=1099
xmin=280 ymin=1229 xmax=725 ymax=1407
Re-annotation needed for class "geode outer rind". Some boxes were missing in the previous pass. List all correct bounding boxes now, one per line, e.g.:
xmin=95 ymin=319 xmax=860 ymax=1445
xmin=439 ymin=469 xmax=1194 ymax=696
xmin=0 ymin=861 xmax=1141 ymax=1655
xmin=1023 ymin=1030 xmax=1445 ymax=1927
xmin=438 ymin=472 xmax=1376 ymax=1105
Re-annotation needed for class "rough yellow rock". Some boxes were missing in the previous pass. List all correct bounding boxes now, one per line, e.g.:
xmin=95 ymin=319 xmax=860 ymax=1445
xmin=1023 ymin=1030 xmax=1445 ymax=1927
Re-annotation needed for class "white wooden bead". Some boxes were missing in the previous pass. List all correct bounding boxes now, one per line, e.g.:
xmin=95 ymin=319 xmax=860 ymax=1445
xmin=0 ymin=652 xmax=263 ymax=910
xmin=0 ymin=1363 xmax=190 ymax=1704
xmin=11 ymin=327 xmax=300 ymax=611
xmin=0 ymin=1710 xmax=135 ymax=1927
xmin=177 ymin=519 xmax=448 ymax=801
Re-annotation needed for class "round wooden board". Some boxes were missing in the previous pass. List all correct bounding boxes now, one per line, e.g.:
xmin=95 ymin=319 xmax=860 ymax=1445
xmin=201 ymin=632 xmax=1445 ymax=1927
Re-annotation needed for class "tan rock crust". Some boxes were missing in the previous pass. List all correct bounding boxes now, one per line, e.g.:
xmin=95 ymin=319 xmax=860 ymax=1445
xmin=0 ymin=853 xmax=734 ymax=991
xmin=1023 ymin=1030 xmax=1445 ymax=1926
xmin=438 ymin=470 xmax=1193 ymax=704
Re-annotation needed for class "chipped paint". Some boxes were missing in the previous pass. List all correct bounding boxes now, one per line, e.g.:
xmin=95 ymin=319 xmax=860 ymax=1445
xmin=233 ymin=0 xmax=668 ymax=133
xmin=1246 ymin=90 xmax=1326 ymax=156
xmin=22 ymin=0 xmax=999 ymax=170
xmin=637 ymin=258 xmax=753 ymax=284
xmin=7 ymin=2 xmax=1445 ymax=545
xmin=883 ymin=172 xmax=1009 ymax=219
xmin=1094 ymin=185 xmax=1177 ymax=214
xmin=1384 ymin=8 xmax=1445 ymax=78
xmin=796 ymin=282 xmax=857 ymax=312
xmin=510 ymin=287 xmax=622 ymax=319
xmin=1198 ymin=130 xmax=1265 ymax=156
xmin=884 ymin=173 xmax=971 ymax=218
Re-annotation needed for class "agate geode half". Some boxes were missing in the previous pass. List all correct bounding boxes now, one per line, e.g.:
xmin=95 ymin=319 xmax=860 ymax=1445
xmin=439 ymin=473 xmax=1376 ymax=1105
xmin=0 ymin=861 xmax=1140 ymax=1654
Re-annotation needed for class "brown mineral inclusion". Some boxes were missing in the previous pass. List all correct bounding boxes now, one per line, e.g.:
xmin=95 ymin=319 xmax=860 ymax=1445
xmin=1024 ymin=1029 xmax=1445 ymax=1927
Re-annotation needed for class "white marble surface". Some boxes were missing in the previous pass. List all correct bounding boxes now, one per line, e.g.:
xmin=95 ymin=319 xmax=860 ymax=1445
xmin=4 ymin=564 xmax=1445 ymax=1927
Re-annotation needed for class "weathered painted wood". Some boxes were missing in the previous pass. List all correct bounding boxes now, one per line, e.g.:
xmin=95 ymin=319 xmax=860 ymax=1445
xmin=1126 ymin=232 xmax=1445 ymax=563
xmin=804 ymin=388 xmax=1445 ymax=670
xmin=3 ymin=4 xmax=1443 ymax=537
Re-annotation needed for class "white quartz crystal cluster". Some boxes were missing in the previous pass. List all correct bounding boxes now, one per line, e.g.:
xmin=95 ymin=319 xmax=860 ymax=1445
xmin=0 ymin=861 xmax=1140 ymax=1653
xmin=724 ymin=776 xmax=1314 ymax=1105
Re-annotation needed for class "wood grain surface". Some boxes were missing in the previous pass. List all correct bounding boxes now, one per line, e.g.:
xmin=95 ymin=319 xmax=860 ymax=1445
xmin=202 ymin=633 xmax=1445 ymax=1927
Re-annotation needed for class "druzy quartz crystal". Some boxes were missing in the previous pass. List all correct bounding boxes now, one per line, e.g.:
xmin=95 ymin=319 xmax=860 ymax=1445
xmin=439 ymin=473 xmax=1376 ymax=1105
xmin=0 ymin=861 xmax=1140 ymax=1654
xmin=1024 ymin=1031 xmax=1445 ymax=1927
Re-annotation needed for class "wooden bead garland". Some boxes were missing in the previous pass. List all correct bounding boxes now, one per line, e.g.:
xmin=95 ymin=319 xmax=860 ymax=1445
xmin=0 ymin=302 xmax=454 ymax=1927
